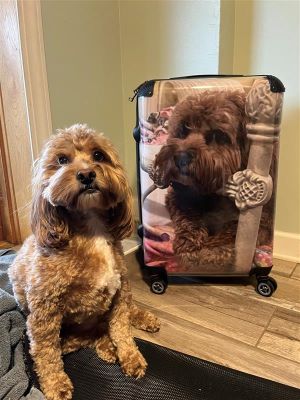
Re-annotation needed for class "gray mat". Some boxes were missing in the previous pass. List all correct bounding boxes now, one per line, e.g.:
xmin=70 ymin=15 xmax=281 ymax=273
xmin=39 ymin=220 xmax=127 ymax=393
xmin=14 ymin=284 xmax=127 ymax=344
xmin=0 ymin=249 xmax=44 ymax=400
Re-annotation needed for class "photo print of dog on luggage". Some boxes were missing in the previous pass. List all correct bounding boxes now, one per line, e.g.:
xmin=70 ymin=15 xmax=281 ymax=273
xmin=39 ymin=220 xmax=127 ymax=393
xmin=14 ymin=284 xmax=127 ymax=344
xmin=138 ymin=77 xmax=283 ymax=275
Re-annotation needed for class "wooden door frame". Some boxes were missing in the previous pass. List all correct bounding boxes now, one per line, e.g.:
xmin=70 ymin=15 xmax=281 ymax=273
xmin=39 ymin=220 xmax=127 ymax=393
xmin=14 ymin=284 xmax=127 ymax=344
xmin=0 ymin=88 xmax=20 ymax=243
xmin=0 ymin=0 xmax=52 ymax=243
xmin=18 ymin=0 xmax=52 ymax=159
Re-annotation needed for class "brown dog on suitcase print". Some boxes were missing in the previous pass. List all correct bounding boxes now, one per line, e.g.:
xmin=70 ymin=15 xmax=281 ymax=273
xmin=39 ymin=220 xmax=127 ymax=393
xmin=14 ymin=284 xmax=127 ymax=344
xmin=151 ymin=90 xmax=275 ymax=272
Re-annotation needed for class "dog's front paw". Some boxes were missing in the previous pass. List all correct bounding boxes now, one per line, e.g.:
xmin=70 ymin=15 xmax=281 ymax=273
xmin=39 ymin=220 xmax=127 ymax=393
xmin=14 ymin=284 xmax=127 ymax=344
xmin=137 ymin=311 xmax=161 ymax=333
xmin=119 ymin=348 xmax=148 ymax=379
xmin=144 ymin=312 xmax=160 ymax=332
xmin=130 ymin=306 xmax=160 ymax=333
xmin=41 ymin=371 xmax=73 ymax=400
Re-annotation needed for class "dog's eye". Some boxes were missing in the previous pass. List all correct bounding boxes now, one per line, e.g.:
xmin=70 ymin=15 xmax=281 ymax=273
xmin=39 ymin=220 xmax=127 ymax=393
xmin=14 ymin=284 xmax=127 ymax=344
xmin=177 ymin=122 xmax=190 ymax=138
xmin=205 ymin=130 xmax=231 ymax=145
xmin=93 ymin=150 xmax=105 ymax=162
xmin=58 ymin=155 xmax=69 ymax=165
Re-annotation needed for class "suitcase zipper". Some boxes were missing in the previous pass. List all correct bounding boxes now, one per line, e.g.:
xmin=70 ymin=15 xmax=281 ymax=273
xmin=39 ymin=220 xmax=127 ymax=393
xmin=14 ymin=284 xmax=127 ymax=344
xmin=129 ymin=74 xmax=284 ymax=101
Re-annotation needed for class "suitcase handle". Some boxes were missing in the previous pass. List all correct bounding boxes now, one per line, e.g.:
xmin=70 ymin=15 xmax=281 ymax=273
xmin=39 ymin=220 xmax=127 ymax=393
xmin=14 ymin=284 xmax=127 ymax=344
xmin=233 ymin=78 xmax=283 ymax=272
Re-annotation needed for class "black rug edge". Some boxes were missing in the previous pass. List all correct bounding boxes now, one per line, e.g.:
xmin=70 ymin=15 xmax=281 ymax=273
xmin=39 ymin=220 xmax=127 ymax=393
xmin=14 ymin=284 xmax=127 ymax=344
xmin=134 ymin=338 xmax=300 ymax=394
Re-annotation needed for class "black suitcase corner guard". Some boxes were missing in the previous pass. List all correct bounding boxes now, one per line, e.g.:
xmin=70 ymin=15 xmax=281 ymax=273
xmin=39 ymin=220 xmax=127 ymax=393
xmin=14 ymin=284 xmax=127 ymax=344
xmin=266 ymin=75 xmax=285 ymax=93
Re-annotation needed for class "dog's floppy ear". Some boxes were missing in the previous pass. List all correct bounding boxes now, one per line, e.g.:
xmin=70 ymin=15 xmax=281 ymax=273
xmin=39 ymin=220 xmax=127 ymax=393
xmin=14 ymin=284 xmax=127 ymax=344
xmin=107 ymin=182 xmax=134 ymax=241
xmin=105 ymin=161 xmax=134 ymax=241
xmin=99 ymin=140 xmax=135 ymax=241
xmin=31 ymin=160 xmax=69 ymax=249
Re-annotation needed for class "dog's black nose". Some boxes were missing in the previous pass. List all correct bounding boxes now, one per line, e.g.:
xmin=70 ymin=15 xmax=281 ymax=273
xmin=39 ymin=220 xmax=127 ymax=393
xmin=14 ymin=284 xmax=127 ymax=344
xmin=77 ymin=169 xmax=96 ymax=185
xmin=174 ymin=152 xmax=193 ymax=169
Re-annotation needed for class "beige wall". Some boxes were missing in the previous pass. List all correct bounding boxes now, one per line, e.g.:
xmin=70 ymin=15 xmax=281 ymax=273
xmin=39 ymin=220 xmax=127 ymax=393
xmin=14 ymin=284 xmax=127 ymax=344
xmin=41 ymin=0 xmax=125 ymax=158
xmin=219 ymin=0 xmax=235 ymax=74
xmin=231 ymin=0 xmax=300 ymax=235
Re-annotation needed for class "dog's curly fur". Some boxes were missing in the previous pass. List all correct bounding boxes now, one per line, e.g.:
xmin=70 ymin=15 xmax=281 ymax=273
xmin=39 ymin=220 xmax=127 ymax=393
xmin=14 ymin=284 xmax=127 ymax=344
xmin=153 ymin=91 xmax=274 ymax=272
xmin=8 ymin=124 xmax=160 ymax=400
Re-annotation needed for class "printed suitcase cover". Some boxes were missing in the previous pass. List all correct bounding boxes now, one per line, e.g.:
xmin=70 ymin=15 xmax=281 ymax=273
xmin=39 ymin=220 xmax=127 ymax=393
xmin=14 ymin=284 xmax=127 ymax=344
xmin=137 ymin=77 xmax=284 ymax=275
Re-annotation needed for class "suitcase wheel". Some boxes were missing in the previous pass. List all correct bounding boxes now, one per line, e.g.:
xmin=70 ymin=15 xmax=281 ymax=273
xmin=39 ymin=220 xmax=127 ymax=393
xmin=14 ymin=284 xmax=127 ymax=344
xmin=150 ymin=278 xmax=167 ymax=295
xmin=256 ymin=276 xmax=277 ymax=297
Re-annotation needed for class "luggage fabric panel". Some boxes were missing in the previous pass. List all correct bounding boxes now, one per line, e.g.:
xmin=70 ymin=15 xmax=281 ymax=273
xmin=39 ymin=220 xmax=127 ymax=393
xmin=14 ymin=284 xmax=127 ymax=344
xmin=137 ymin=77 xmax=283 ymax=276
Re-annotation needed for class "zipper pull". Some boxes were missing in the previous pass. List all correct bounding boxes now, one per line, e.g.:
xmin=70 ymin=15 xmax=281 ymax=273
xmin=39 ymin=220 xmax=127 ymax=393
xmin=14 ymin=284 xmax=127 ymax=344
xmin=129 ymin=81 xmax=148 ymax=102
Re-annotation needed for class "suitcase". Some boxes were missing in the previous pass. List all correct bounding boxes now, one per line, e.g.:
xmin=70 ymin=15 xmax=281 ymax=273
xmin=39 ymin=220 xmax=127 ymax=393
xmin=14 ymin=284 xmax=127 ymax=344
xmin=131 ymin=75 xmax=285 ymax=296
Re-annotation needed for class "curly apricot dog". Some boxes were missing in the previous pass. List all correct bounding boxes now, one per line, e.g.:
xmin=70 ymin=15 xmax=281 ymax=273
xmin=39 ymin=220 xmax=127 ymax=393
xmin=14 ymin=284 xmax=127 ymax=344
xmin=9 ymin=124 xmax=160 ymax=400
xmin=152 ymin=91 xmax=274 ymax=272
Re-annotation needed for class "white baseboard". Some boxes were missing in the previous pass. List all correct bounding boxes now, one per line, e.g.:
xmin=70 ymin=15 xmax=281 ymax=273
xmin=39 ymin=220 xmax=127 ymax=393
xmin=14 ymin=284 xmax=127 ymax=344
xmin=274 ymin=230 xmax=300 ymax=263
xmin=122 ymin=238 xmax=140 ymax=256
